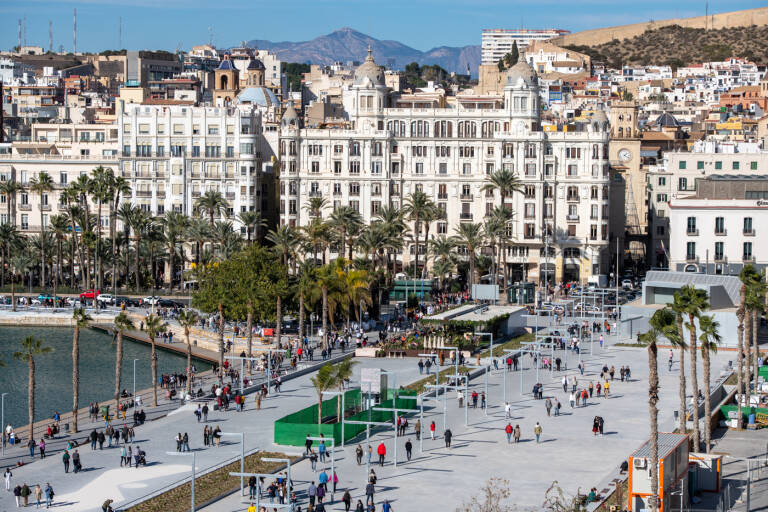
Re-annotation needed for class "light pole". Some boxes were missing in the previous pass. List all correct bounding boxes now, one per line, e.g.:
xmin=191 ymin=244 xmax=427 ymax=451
xmin=343 ymin=419 xmax=390 ymax=482
xmin=475 ymin=331 xmax=494 ymax=365
xmin=322 ymin=390 xmax=345 ymax=447
xmin=307 ymin=436 xmax=336 ymax=501
xmin=166 ymin=451 xmax=196 ymax=512
xmin=372 ymin=404 xmax=419 ymax=468
xmin=424 ymin=384 xmax=448 ymax=432
xmin=1 ymin=392 xmax=7 ymax=456
xmin=232 ymin=456 xmax=300 ymax=511
xmin=221 ymin=432 xmax=245 ymax=496
xmin=133 ymin=359 xmax=139 ymax=405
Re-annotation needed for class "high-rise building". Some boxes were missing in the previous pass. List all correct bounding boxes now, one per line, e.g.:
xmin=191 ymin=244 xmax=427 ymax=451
xmin=481 ymin=29 xmax=570 ymax=66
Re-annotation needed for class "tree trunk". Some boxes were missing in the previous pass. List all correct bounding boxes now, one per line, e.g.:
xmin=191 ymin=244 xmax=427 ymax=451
xmin=317 ymin=392 xmax=323 ymax=425
xmin=276 ymin=295 xmax=282 ymax=349
xmin=246 ymin=303 xmax=253 ymax=375
xmin=298 ymin=292 xmax=305 ymax=340
xmin=151 ymin=335 xmax=158 ymax=407
xmin=677 ymin=315 xmax=687 ymax=434
xmin=167 ymin=244 xmax=174 ymax=295
xmin=110 ymin=206 xmax=117 ymax=296
xmin=703 ymin=347 xmax=712 ymax=453
xmin=745 ymin=311 xmax=753 ymax=401
xmin=135 ymin=235 xmax=141 ymax=293
xmin=96 ymin=202 xmax=102 ymax=291
xmin=322 ymin=285 xmax=328 ymax=349
xmin=688 ymin=314 xmax=700 ymax=451
xmin=72 ymin=325 xmax=80 ymax=433
xmin=752 ymin=308 xmax=759 ymax=400
xmin=114 ymin=330 xmax=124 ymax=403
xmin=648 ymin=342 xmax=659 ymax=512
xmin=40 ymin=205 xmax=46 ymax=291
xmin=28 ymin=356 xmax=36 ymax=441
xmin=469 ymin=251 xmax=476 ymax=288
xmin=737 ymin=312 xmax=745 ymax=429
xmin=185 ymin=327 xmax=192 ymax=396
xmin=218 ymin=302 xmax=225 ymax=369
xmin=11 ymin=274 xmax=16 ymax=312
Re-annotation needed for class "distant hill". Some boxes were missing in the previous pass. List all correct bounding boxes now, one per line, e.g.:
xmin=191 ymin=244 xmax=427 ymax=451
xmin=565 ymin=24 xmax=768 ymax=69
xmin=246 ymin=27 xmax=480 ymax=75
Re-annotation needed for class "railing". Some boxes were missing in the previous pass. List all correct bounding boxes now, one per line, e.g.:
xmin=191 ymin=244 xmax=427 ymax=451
xmin=135 ymin=191 xmax=153 ymax=197
xmin=459 ymin=213 xmax=473 ymax=220
xmin=566 ymin=195 xmax=580 ymax=202
xmin=460 ymin=194 xmax=474 ymax=201
xmin=687 ymin=229 xmax=699 ymax=236
xmin=743 ymin=255 xmax=755 ymax=262
xmin=191 ymin=191 xmax=201 ymax=198
xmin=715 ymin=229 xmax=727 ymax=236
xmin=41 ymin=204 xmax=51 ymax=211
xmin=686 ymin=255 xmax=699 ymax=263
xmin=18 ymin=204 xmax=31 ymax=211
xmin=567 ymin=214 xmax=579 ymax=222
xmin=437 ymin=194 xmax=448 ymax=199
xmin=744 ymin=229 xmax=755 ymax=236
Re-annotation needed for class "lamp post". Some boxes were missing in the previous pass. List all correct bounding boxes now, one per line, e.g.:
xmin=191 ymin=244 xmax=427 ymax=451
xmin=321 ymin=390 xmax=345 ymax=447
xmin=233 ymin=456 xmax=300 ymax=511
xmin=166 ymin=451 xmax=196 ymax=511
xmin=306 ymin=436 xmax=336 ymax=500
xmin=343 ymin=419 xmax=390 ymax=482
xmin=220 ymin=432 xmax=245 ymax=496
xmin=424 ymin=384 xmax=448 ymax=432
xmin=1 ymin=392 xmax=7 ymax=456
xmin=133 ymin=359 xmax=139 ymax=405
xmin=372 ymin=404 xmax=420 ymax=468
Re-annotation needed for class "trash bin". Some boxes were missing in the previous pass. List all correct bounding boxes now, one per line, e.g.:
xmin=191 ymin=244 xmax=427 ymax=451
xmin=749 ymin=413 xmax=756 ymax=425
xmin=64 ymin=423 xmax=70 ymax=432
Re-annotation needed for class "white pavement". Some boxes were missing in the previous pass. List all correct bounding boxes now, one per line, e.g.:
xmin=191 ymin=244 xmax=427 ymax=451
xmin=201 ymin=344 xmax=734 ymax=511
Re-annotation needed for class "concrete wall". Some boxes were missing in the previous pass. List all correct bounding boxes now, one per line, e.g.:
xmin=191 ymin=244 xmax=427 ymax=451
xmin=553 ymin=7 xmax=768 ymax=47
xmin=619 ymin=305 xmax=739 ymax=346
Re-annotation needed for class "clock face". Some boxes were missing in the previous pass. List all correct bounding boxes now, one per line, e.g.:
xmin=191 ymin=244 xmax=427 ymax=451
xmin=618 ymin=149 xmax=631 ymax=162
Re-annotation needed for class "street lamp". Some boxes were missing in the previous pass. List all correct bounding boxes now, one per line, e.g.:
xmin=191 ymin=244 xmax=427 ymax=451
xmin=220 ymin=432 xmax=245 ymax=496
xmin=232 ymin=456 xmax=299 ymax=511
xmin=133 ymin=359 xmax=139 ymax=406
xmin=321 ymin=391 xmax=345 ymax=447
xmin=1 ymin=392 xmax=7 ymax=456
xmin=166 ymin=451 xmax=196 ymax=512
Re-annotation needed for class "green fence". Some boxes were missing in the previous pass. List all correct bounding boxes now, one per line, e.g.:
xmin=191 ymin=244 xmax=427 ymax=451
xmin=720 ymin=404 xmax=768 ymax=421
xmin=274 ymin=389 xmax=418 ymax=446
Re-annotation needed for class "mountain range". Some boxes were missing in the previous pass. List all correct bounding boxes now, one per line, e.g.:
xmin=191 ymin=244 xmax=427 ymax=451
xmin=246 ymin=27 xmax=480 ymax=76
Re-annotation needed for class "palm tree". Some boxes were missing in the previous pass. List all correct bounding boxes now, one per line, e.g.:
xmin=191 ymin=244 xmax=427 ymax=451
xmin=482 ymin=169 xmax=522 ymax=299
xmin=736 ymin=265 xmax=759 ymax=426
xmin=677 ymin=284 xmax=709 ymax=451
xmin=109 ymin=174 xmax=131 ymax=295
xmin=0 ymin=179 xmax=24 ymax=226
xmin=65 ymin=202 xmax=85 ymax=288
xmin=195 ymin=190 xmax=228 ymax=226
xmin=13 ymin=336 xmax=53 ymax=440
xmin=302 ymin=218 xmax=330 ymax=265
xmin=161 ymin=212 xmax=189 ymax=293
xmin=267 ymin=225 xmax=300 ymax=346
xmin=237 ymin=211 xmax=265 ymax=244
xmin=638 ymin=307 xmax=675 ymax=512
xmin=315 ymin=263 xmax=340 ymax=348
xmin=746 ymin=274 xmax=766 ymax=395
xmin=453 ymin=222 xmax=484 ymax=287
xmin=88 ymin=166 xmax=111 ymax=291
xmin=50 ymin=214 xmax=69 ymax=304
xmin=310 ymin=363 xmax=337 ymax=425
xmin=186 ymin=218 xmax=211 ymax=268
xmin=177 ymin=309 xmax=200 ymax=395
xmin=10 ymin=254 xmax=33 ymax=312
xmin=329 ymin=206 xmax=362 ymax=260
xmin=304 ymin=196 xmax=328 ymax=219
xmin=29 ymin=171 xmax=54 ymax=289
xmin=142 ymin=314 xmax=168 ymax=407
xmin=129 ymin=208 xmax=151 ymax=292
xmin=403 ymin=190 xmax=436 ymax=275
xmin=113 ymin=312 xmax=134 ymax=402
xmin=332 ymin=359 xmax=358 ymax=422
xmin=668 ymin=293 xmax=689 ymax=433
xmin=698 ymin=314 xmax=721 ymax=453
xmin=71 ymin=307 xmax=92 ymax=433
xmin=0 ymin=224 xmax=22 ymax=289
xmin=296 ymin=261 xmax=318 ymax=340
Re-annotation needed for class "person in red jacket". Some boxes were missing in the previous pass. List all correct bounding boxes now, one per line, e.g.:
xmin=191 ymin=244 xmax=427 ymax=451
xmin=429 ymin=421 xmax=436 ymax=440
xmin=376 ymin=442 xmax=386 ymax=466
xmin=505 ymin=423 xmax=513 ymax=444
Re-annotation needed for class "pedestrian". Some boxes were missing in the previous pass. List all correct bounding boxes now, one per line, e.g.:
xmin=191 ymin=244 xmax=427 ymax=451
xmin=33 ymin=484 xmax=42 ymax=508
xmin=444 ymin=428 xmax=452 ymax=448
xmin=120 ymin=445 xmax=127 ymax=467
xmin=562 ymin=376 xmax=568 ymax=393
xmin=588 ymin=381 xmax=594 ymax=398
xmin=414 ymin=419 xmax=421 ymax=440
xmin=405 ymin=439 xmax=412 ymax=461
xmin=604 ymin=380 xmax=611 ymax=397
xmin=545 ymin=398 xmax=552 ymax=416
xmin=305 ymin=435 xmax=313 ymax=454
xmin=248 ymin=476 xmax=257 ymax=499
xmin=513 ymin=424 xmax=521 ymax=443
xmin=72 ymin=450 xmax=82 ymax=473
xmin=20 ymin=483 xmax=30 ymax=507
xmin=44 ymin=483 xmax=53 ymax=508
xmin=481 ymin=391 xmax=486 ymax=409
xmin=307 ymin=482 xmax=317 ymax=507
xmin=377 ymin=442 xmax=386 ymax=466
xmin=62 ymin=450 xmax=70 ymax=473
xmin=356 ymin=444 xmax=363 ymax=465
xmin=3 ymin=468 xmax=11 ymax=492
xmin=13 ymin=484 xmax=21 ymax=508
xmin=382 ymin=499 xmax=393 ymax=512
xmin=596 ymin=382 xmax=602 ymax=396
xmin=505 ymin=423 xmax=513 ymax=444
xmin=176 ymin=433 xmax=182 ymax=452
xmin=367 ymin=445 xmax=372 ymax=466
xmin=598 ymin=416 xmax=604 ymax=435
xmin=569 ymin=391 xmax=576 ymax=408
xmin=195 ymin=405 xmax=202 ymax=422
xmin=182 ymin=432 xmax=189 ymax=452
xmin=430 ymin=421 xmax=436 ymax=440
xmin=609 ymin=366 xmax=615 ymax=381
xmin=504 ymin=402 xmax=511 ymax=419
xmin=343 ymin=489 xmax=352 ymax=512
xmin=592 ymin=416 xmax=600 ymax=436
xmin=318 ymin=439 xmax=327 ymax=462
xmin=28 ymin=438 xmax=36 ymax=459
xmin=554 ymin=398 xmax=561 ymax=416
xmin=332 ymin=471 xmax=338 ymax=493
xmin=309 ymin=450 xmax=318 ymax=471
xmin=365 ymin=480 xmax=375 ymax=506
xmin=534 ymin=422 xmax=543 ymax=443
xmin=202 ymin=403 xmax=209 ymax=422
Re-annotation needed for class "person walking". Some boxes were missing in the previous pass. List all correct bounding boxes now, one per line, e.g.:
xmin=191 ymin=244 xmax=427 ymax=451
xmin=182 ymin=432 xmax=189 ymax=452
xmin=62 ymin=450 xmax=70 ymax=473
xmin=27 ymin=438 xmax=36 ymax=459
xmin=592 ymin=416 xmax=600 ymax=436
xmin=534 ymin=422 xmax=543 ymax=443
xmin=356 ymin=444 xmax=363 ymax=465
xmin=430 ymin=421 xmax=436 ymax=440
xmin=365 ymin=480 xmax=375 ymax=506
xmin=309 ymin=450 xmax=318 ymax=471
xmin=604 ymin=380 xmax=611 ymax=397
xmin=545 ymin=398 xmax=552 ymax=416
xmin=513 ymin=424 xmax=521 ymax=443
xmin=20 ymin=483 xmax=30 ymax=507
xmin=444 ymin=428 xmax=452 ymax=448
xmin=307 ymin=482 xmax=317 ymax=508
xmin=598 ymin=416 xmax=604 ymax=435
xmin=305 ymin=435 xmax=313 ymax=455
xmin=343 ymin=489 xmax=352 ymax=512
xmin=504 ymin=402 xmax=511 ymax=419
xmin=414 ymin=419 xmax=421 ymax=440
xmin=33 ymin=484 xmax=42 ymax=508
xmin=318 ymin=439 xmax=327 ymax=463
xmin=13 ymin=484 xmax=21 ymax=508
xmin=404 ymin=439 xmax=412 ymax=461
xmin=505 ymin=423 xmax=513 ymax=444
xmin=202 ymin=403 xmax=209 ymax=422
xmin=562 ymin=375 xmax=568 ymax=393
xmin=377 ymin=442 xmax=386 ymax=466
xmin=3 ymin=468 xmax=11 ymax=492
xmin=44 ymin=483 xmax=53 ymax=509
xmin=588 ymin=381 xmax=594 ymax=398
xmin=72 ymin=450 xmax=81 ymax=473
xmin=248 ymin=476 xmax=257 ymax=500
xmin=554 ymin=398 xmax=561 ymax=416
xmin=569 ymin=391 xmax=576 ymax=408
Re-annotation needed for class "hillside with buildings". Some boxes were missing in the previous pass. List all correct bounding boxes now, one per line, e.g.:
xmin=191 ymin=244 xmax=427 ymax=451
xmin=565 ymin=24 xmax=768 ymax=69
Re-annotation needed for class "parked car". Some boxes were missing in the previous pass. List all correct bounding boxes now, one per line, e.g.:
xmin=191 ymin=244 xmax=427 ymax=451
xmin=141 ymin=296 xmax=160 ymax=306
xmin=115 ymin=296 xmax=141 ymax=307
xmin=157 ymin=298 xmax=184 ymax=308
xmin=80 ymin=289 xmax=100 ymax=299
xmin=621 ymin=279 xmax=633 ymax=290
xmin=97 ymin=293 xmax=114 ymax=305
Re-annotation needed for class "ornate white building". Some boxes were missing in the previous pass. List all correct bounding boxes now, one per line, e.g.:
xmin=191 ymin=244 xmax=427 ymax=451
xmin=279 ymin=51 xmax=613 ymax=284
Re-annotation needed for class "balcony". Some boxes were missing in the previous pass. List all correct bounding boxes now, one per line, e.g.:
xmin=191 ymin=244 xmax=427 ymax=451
xmin=566 ymin=195 xmax=580 ymax=202
xmin=459 ymin=212 xmax=473 ymax=220
xmin=226 ymin=192 xmax=236 ymax=200
xmin=135 ymin=190 xmax=153 ymax=198
xmin=18 ymin=204 xmax=31 ymax=211
xmin=743 ymin=255 xmax=755 ymax=263
xmin=686 ymin=229 xmax=699 ymax=236
xmin=686 ymin=255 xmax=698 ymax=263
xmin=744 ymin=229 xmax=755 ymax=236
xmin=41 ymin=204 xmax=51 ymax=211
xmin=566 ymin=214 xmax=579 ymax=222
xmin=191 ymin=191 xmax=201 ymax=198
xmin=460 ymin=194 xmax=474 ymax=201
xmin=309 ymin=191 xmax=323 ymax=198
xmin=333 ymin=190 xmax=342 ymax=196
xmin=437 ymin=194 xmax=448 ymax=200
xmin=714 ymin=229 xmax=727 ymax=236
xmin=190 ymin=173 xmax=201 ymax=179
xmin=714 ymin=254 xmax=725 ymax=263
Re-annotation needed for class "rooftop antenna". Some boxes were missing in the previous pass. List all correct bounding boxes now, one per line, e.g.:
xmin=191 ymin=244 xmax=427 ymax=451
xmin=17 ymin=19 xmax=21 ymax=51
xmin=73 ymin=8 xmax=77 ymax=54
xmin=49 ymin=20 xmax=53 ymax=53
xmin=705 ymin=0 xmax=708 ymax=30
xmin=208 ymin=26 xmax=213 ymax=47
xmin=119 ymin=16 xmax=122 ymax=48
xmin=23 ymin=16 xmax=27 ymax=48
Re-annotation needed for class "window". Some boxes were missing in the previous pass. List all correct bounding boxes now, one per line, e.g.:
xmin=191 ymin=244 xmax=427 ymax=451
xmin=656 ymin=225 xmax=665 ymax=236
xmin=439 ymin=163 xmax=447 ymax=175
xmin=486 ymin=163 xmax=494 ymax=175
xmin=544 ymin=164 xmax=553 ymax=177
xmin=437 ymin=222 xmax=447 ymax=234
xmin=687 ymin=217 xmax=697 ymax=235
xmin=21 ymin=214 xmax=28 ymax=230
xmin=372 ymin=183 xmax=382 ymax=196
xmin=591 ymin=204 xmax=599 ymax=219
xmin=744 ymin=217 xmax=754 ymax=234
xmin=333 ymin=161 xmax=342 ymax=174
xmin=208 ymin=125 xmax=219 ymax=135
xmin=59 ymin=172 xmax=67 ymax=185
xmin=744 ymin=242 xmax=753 ymax=260
xmin=524 ymin=185 xmax=536 ymax=198
xmin=733 ymin=161 xmax=740 ymax=170
xmin=590 ymin=225 xmax=598 ymax=240
xmin=697 ymin=161 xmax=704 ymax=170
xmin=715 ymin=161 xmax=722 ymax=170
xmin=349 ymin=182 xmax=360 ymax=196
xmin=751 ymin=161 xmax=758 ymax=171
xmin=503 ymin=143 xmax=514 ymax=158
xmin=334 ymin=145 xmax=344 ymax=155
xmin=524 ymin=223 xmax=535 ymax=239
xmin=686 ymin=242 xmax=696 ymax=260
xmin=567 ymin=225 xmax=576 ymax=237
xmin=544 ymin=203 xmax=553 ymax=219
xmin=462 ymin=163 xmax=471 ymax=175
xmin=525 ymin=163 xmax=536 ymax=177
xmin=438 ymin=184 xmax=447 ymax=199
xmin=240 ymin=143 xmax=254 ymax=154
xmin=591 ymin=186 xmax=599 ymax=200
xmin=524 ymin=203 xmax=535 ymax=218
xmin=678 ymin=177 xmax=687 ymax=191
xmin=391 ymin=162 xmax=400 ymax=174
xmin=567 ymin=186 xmax=579 ymax=201
xmin=657 ymin=177 xmax=666 ymax=186
xmin=714 ymin=241 xmax=724 ymax=260
xmin=350 ymin=142 xmax=361 ymax=156
xmin=656 ymin=194 xmax=668 ymax=202
xmin=311 ymin=162 xmax=320 ymax=174
xmin=349 ymin=161 xmax=360 ymax=174
xmin=567 ymin=165 xmax=578 ymax=176
xmin=679 ymin=161 xmax=687 ymax=170
xmin=416 ymin=163 xmax=425 ymax=175
xmin=333 ymin=183 xmax=342 ymax=196
xmin=715 ymin=217 xmax=725 ymax=235
xmin=372 ymin=161 xmax=382 ymax=175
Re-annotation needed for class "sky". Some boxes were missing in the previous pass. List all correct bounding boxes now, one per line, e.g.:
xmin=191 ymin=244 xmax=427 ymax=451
xmin=1 ymin=0 xmax=766 ymax=53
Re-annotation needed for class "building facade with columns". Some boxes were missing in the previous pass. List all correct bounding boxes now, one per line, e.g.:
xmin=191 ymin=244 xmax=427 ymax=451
xmin=279 ymin=51 xmax=612 ymax=284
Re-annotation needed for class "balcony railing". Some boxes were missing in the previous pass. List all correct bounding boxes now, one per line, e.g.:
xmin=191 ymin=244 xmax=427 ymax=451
xmin=135 ymin=191 xmax=153 ymax=197
xmin=459 ymin=213 xmax=473 ymax=220
xmin=191 ymin=191 xmax=201 ymax=198
xmin=744 ymin=255 xmax=755 ymax=262
xmin=566 ymin=195 xmax=580 ymax=202
xmin=18 ymin=204 xmax=31 ymax=211
xmin=460 ymin=194 xmax=474 ymax=201
xmin=744 ymin=229 xmax=755 ymax=236
xmin=715 ymin=229 xmax=727 ymax=236
xmin=309 ymin=191 xmax=322 ymax=198
xmin=567 ymin=214 xmax=579 ymax=222
xmin=686 ymin=255 xmax=699 ymax=263
xmin=687 ymin=229 xmax=699 ymax=236
xmin=714 ymin=254 xmax=725 ymax=262
xmin=41 ymin=204 xmax=51 ymax=211
xmin=437 ymin=194 xmax=448 ymax=199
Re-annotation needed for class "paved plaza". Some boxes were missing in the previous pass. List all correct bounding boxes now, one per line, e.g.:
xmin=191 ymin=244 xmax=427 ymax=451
xmin=0 ymin=338 xmax=736 ymax=511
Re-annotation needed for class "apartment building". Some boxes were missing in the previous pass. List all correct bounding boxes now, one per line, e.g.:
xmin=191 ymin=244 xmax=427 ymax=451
xmin=669 ymin=175 xmax=768 ymax=274
xmin=117 ymin=102 xmax=276 ymax=232
xmin=280 ymin=51 xmax=612 ymax=284
xmin=481 ymin=29 xmax=570 ymax=66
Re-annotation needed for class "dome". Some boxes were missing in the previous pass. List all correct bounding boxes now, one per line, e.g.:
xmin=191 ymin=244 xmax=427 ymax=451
xmin=505 ymin=55 xmax=537 ymax=87
xmin=247 ymin=58 xmax=265 ymax=70
xmin=217 ymin=54 xmax=236 ymax=71
xmin=353 ymin=47 xmax=385 ymax=86
xmin=236 ymin=86 xmax=278 ymax=107
xmin=281 ymin=105 xmax=300 ymax=128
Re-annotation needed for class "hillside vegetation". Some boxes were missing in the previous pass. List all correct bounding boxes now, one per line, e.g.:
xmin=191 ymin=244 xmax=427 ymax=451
xmin=565 ymin=24 xmax=768 ymax=69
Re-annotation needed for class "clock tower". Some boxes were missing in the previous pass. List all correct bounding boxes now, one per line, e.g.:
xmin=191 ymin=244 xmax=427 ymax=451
xmin=608 ymin=99 xmax=648 ymax=268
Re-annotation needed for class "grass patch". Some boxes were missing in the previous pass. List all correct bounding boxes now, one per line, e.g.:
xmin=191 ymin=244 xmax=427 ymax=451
xmin=614 ymin=343 xmax=645 ymax=348
xmin=404 ymin=366 xmax=470 ymax=394
xmin=724 ymin=373 xmax=738 ymax=385
xmin=594 ymin=478 xmax=628 ymax=511
xmin=479 ymin=332 xmax=535 ymax=358
xmin=127 ymin=451 xmax=294 ymax=512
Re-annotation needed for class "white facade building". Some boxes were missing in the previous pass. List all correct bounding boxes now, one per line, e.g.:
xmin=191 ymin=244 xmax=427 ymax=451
xmin=481 ymin=29 xmax=569 ymax=66
xmin=280 ymin=51 xmax=612 ymax=284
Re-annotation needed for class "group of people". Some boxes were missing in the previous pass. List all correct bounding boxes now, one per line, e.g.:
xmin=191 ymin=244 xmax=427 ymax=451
xmin=7 ymin=475 xmax=55 ymax=509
